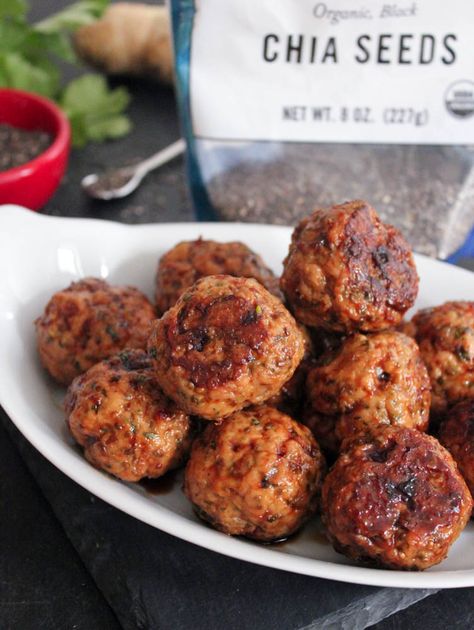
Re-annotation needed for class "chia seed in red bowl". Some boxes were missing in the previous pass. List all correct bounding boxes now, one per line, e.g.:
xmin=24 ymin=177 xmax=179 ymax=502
xmin=0 ymin=88 xmax=71 ymax=210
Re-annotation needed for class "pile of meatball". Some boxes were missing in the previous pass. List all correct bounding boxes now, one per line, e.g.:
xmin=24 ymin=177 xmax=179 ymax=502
xmin=35 ymin=200 xmax=474 ymax=571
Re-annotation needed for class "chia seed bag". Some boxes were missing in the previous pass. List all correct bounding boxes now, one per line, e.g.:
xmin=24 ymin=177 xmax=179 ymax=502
xmin=171 ymin=0 xmax=474 ymax=259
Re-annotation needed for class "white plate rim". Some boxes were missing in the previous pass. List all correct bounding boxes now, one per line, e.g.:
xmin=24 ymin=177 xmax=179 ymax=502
xmin=1 ymin=204 xmax=474 ymax=589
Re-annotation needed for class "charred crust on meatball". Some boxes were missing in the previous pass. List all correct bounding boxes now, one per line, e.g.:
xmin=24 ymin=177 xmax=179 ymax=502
xmin=65 ymin=349 xmax=193 ymax=482
xmin=35 ymin=277 xmax=156 ymax=385
xmin=148 ymin=275 xmax=305 ymax=420
xmin=321 ymin=427 xmax=472 ymax=570
xmin=304 ymin=331 xmax=430 ymax=453
xmin=166 ymin=293 xmax=268 ymax=389
xmin=184 ymin=406 xmax=326 ymax=541
xmin=439 ymin=399 xmax=474 ymax=500
xmin=408 ymin=301 xmax=474 ymax=416
xmin=280 ymin=200 xmax=419 ymax=333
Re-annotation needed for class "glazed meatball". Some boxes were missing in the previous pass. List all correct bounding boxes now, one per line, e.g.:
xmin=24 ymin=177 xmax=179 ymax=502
xmin=280 ymin=200 xmax=418 ymax=333
xmin=148 ymin=275 xmax=305 ymax=420
xmin=439 ymin=400 xmax=474 ymax=499
xmin=36 ymin=278 xmax=156 ymax=385
xmin=184 ymin=405 xmax=325 ymax=541
xmin=66 ymin=349 xmax=193 ymax=482
xmin=304 ymin=332 xmax=430 ymax=453
xmin=408 ymin=301 xmax=474 ymax=416
xmin=155 ymin=239 xmax=281 ymax=314
xmin=321 ymin=427 xmax=472 ymax=570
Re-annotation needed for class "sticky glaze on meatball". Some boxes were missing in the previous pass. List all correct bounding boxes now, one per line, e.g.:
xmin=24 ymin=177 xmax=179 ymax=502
xmin=35 ymin=278 xmax=156 ymax=385
xmin=304 ymin=331 xmax=430 ymax=453
xmin=155 ymin=239 xmax=282 ymax=314
xmin=280 ymin=200 xmax=418 ymax=333
xmin=407 ymin=301 xmax=474 ymax=416
xmin=184 ymin=405 xmax=325 ymax=541
xmin=439 ymin=400 xmax=474 ymax=499
xmin=148 ymin=275 xmax=305 ymax=421
xmin=321 ymin=427 xmax=472 ymax=570
xmin=66 ymin=349 xmax=193 ymax=482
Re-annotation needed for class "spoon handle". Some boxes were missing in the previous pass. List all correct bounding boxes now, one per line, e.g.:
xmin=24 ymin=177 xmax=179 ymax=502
xmin=136 ymin=138 xmax=186 ymax=175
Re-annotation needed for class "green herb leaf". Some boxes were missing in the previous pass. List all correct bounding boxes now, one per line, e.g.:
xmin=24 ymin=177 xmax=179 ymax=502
xmin=25 ymin=30 xmax=77 ymax=63
xmin=0 ymin=18 xmax=28 ymax=53
xmin=0 ymin=52 xmax=59 ymax=97
xmin=105 ymin=324 xmax=119 ymax=341
xmin=35 ymin=0 xmax=108 ymax=33
xmin=456 ymin=347 xmax=471 ymax=362
xmin=61 ymin=73 xmax=130 ymax=114
xmin=0 ymin=0 xmax=27 ymax=19
xmin=144 ymin=432 xmax=159 ymax=440
xmin=60 ymin=74 xmax=132 ymax=146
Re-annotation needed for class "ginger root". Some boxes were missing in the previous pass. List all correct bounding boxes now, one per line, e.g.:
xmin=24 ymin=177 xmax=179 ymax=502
xmin=74 ymin=3 xmax=173 ymax=84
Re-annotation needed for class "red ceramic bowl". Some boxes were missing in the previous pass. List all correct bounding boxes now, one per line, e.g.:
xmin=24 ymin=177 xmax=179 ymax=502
xmin=0 ymin=88 xmax=71 ymax=210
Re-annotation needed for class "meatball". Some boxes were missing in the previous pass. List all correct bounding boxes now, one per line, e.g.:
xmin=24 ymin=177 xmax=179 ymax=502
xmin=155 ymin=239 xmax=281 ymax=314
xmin=148 ymin=275 xmax=305 ymax=421
xmin=66 ymin=349 xmax=193 ymax=482
xmin=184 ymin=405 xmax=325 ymax=541
xmin=280 ymin=200 xmax=418 ymax=333
xmin=36 ymin=277 xmax=156 ymax=385
xmin=439 ymin=400 xmax=474 ymax=499
xmin=321 ymin=427 xmax=472 ymax=570
xmin=304 ymin=332 xmax=430 ymax=453
xmin=408 ymin=301 xmax=474 ymax=416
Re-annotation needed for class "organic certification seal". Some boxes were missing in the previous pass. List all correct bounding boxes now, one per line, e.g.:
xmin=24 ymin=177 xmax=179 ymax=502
xmin=445 ymin=81 xmax=474 ymax=118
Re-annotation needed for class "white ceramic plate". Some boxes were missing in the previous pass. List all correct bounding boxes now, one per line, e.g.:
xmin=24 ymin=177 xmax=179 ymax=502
xmin=1 ymin=204 xmax=474 ymax=589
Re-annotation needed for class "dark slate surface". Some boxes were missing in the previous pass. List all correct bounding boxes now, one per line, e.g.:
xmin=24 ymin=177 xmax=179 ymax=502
xmin=373 ymin=588 xmax=474 ymax=630
xmin=0 ymin=410 xmax=119 ymax=630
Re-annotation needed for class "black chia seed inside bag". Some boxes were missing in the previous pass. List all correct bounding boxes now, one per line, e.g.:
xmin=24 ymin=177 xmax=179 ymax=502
xmin=204 ymin=142 xmax=474 ymax=258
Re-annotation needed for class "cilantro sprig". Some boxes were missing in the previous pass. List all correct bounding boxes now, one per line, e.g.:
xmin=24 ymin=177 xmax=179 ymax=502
xmin=0 ymin=0 xmax=132 ymax=146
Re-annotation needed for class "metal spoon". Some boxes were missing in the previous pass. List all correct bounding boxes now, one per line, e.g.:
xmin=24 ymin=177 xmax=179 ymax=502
xmin=81 ymin=138 xmax=186 ymax=200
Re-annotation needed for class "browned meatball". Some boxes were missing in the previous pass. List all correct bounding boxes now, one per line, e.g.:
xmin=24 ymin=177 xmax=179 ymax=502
xmin=148 ymin=275 xmax=305 ymax=421
xmin=155 ymin=239 xmax=281 ymax=314
xmin=304 ymin=332 xmax=430 ymax=453
xmin=321 ymin=427 xmax=472 ymax=570
xmin=184 ymin=405 xmax=325 ymax=541
xmin=35 ymin=278 xmax=156 ymax=385
xmin=66 ymin=349 xmax=193 ymax=482
xmin=439 ymin=400 xmax=474 ymax=499
xmin=408 ymin=301 xmax=474 ymax=416
xmin=280 ymin=200 xmax=418 ymax=333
